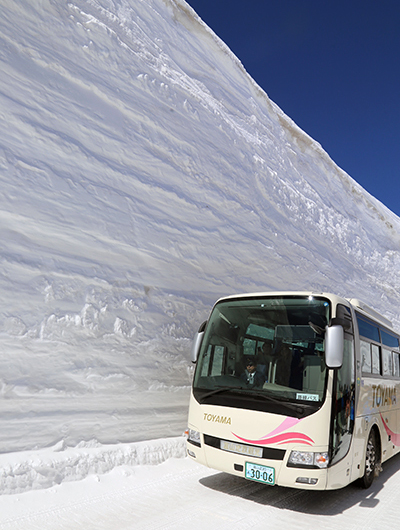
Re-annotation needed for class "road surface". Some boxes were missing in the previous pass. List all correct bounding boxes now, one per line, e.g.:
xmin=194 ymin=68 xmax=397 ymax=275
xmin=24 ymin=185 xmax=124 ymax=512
xmin=1 ymin=453 xmax=399 ymax=529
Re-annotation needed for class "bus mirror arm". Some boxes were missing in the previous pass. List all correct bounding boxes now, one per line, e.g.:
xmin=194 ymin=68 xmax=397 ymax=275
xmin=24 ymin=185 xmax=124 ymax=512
xmin=325 ymin=324 xmax=344 ymax=369
xmin=191 ymin=321 xmax=207 ymax=363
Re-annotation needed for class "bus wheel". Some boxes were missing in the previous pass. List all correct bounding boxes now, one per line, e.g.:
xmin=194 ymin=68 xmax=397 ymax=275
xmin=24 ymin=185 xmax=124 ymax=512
xmin=360 ymin=429 xmax=380 ymax=489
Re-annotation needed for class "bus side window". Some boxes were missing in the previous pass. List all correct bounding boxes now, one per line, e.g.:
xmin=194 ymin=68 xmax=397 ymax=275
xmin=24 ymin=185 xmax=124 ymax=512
xmin=361 ymin=340 xmax=380 ymax=375
xmin=371 ymin=344 xmax=380 ymax=375
xmin=382 ymin=348 xmax=393 ymax=376
xmin=361 ymin=340 xmax=371 ymax=373
xmin=393 ymin=352 xmax=400 ymax=378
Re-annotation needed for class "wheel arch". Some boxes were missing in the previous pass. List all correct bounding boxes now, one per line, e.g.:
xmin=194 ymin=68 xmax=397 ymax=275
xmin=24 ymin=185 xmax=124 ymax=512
xmin=359 ymin=423 xmax=382 ymax=488
xmin=372 ymin=423 xmax=382 ymax=458
xmin=364 ymin=423 xmax=382 ymax=467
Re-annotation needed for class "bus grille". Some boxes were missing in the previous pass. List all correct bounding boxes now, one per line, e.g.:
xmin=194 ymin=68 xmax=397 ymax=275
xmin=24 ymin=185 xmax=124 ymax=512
xmin=204 ymin=434 xmax=286 ymax=460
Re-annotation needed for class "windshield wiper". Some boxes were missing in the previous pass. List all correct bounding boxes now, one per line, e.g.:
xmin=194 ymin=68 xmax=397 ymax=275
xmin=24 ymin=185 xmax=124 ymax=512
xmin=198 ymin=387 xmax=315 ymax=415
xmin=249 ymin=392 xmax=308 ymax=414
xmin=197 ymin=386 xmax=239 ymax=403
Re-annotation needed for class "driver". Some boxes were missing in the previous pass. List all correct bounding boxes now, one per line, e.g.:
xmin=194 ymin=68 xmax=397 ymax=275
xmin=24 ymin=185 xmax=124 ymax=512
xmin=240 ymin=358 xmax=265 ymax=388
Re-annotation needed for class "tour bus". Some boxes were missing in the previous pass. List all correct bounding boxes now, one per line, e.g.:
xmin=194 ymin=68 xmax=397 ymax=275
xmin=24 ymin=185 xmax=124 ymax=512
xmin=186 ymin=291 xmax=400 ymax=490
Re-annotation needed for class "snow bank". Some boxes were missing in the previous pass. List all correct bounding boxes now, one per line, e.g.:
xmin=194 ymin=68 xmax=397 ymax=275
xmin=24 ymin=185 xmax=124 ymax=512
xmin=0 ymin=436 xmax=187 ymax=495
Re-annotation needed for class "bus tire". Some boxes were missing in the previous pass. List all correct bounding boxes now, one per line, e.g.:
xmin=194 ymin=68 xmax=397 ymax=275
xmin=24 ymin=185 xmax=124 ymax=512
xmin=360 ymin=429 xmax=380 ymax=489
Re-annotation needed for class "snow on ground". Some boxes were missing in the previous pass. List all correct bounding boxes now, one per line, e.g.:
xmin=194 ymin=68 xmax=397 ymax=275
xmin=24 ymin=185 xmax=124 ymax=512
xmin=0 ymin=436 xmax=186 ymax=496
xmin=1 ymin=446 xmax=400 ymax=529
xmin=1 ymin=0 xmax=400 ymax=525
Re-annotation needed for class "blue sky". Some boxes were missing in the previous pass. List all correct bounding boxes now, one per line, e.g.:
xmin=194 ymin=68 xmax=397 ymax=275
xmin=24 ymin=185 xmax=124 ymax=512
xmin=186 ymin=0 xmax=400 ymax=218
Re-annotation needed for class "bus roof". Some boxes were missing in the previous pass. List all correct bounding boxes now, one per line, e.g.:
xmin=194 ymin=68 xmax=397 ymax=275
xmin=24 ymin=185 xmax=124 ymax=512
xmin=347 ymin=298 xmax=393 ymax=329
xmin=215 ymin=291 xmax=347 ymax=305
xmin=212 ymin=291 xmax=394 ymax=331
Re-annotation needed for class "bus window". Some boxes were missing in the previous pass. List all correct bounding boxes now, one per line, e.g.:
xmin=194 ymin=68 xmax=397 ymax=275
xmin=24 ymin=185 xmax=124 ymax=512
xmin=200 ymin=345 xmax=212 ymax=377
xmin=382 ymin=348 xmax=393 ymax=376
xmin=200 ymin=345 xmax=227 ymax=377
xmin=192 ymin=295 xmax=329 ymax=409
xmin=211 ymin=346 xmax=225 ymax=376
xmin=357 ymin=316 xmax=380 ymax=342
xmin=371 ymin=344 xmax=380 ymax=375
xmin=337 ymin=304 xmax=354 ymax=334
xmin=381 ymin=329 xmax=399 ymax=349
xmin=243 ymin=338 xmax=256 ymax=357
xmin=361 ymin=340 xmax=371 ymax=373
xmin=393 ymin=353 xmax=400 ymax=378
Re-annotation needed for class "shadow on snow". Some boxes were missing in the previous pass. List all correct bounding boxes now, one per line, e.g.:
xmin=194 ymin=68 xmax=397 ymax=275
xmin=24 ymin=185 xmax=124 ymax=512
xmin=198 ymin=452 xmax=400 ymax=515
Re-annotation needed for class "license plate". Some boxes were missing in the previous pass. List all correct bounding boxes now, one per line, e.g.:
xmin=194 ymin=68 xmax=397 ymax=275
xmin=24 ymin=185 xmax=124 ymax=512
xmin=245 ymin=462 xmax=275 ymax=485
xmin=220 ymin=440 xmax=263 ymax=458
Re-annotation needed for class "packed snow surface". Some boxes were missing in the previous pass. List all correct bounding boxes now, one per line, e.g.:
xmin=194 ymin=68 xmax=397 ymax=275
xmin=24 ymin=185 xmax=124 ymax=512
xmin=1 ymin=0 xmax=400 ymax=523
xmin=1 ymin=440 xmax=400 ymax=529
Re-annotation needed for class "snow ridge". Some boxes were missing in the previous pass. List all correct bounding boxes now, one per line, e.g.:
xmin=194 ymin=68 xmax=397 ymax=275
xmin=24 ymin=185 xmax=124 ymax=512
xmin=0 ymin=437 xmax=186 ymax=495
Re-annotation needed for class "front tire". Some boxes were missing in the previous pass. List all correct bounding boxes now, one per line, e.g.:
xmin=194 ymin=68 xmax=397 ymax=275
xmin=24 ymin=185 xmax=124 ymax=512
xmin=360 ymin=429 xmax=380 ymax=489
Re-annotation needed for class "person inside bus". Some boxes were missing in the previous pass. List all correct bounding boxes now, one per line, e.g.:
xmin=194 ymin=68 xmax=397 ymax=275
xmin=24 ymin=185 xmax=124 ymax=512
xmin=274 ymin=343 xmax=292 ymax=386
xmin=256 ymin=343 xmax=273 ymax=378
xmin=261 ymin=341 xmax=274 ymax=362
xmin=240 ymin=358 xmax=266 ymax=388
xmin=261 ymin=340 xmax=292 ymax=386
xmin=288 ymin=348 xmax=303 ymax=390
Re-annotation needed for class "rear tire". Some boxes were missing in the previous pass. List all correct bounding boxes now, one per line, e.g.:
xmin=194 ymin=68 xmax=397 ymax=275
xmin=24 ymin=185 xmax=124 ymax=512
xmin=360 ymin=429 xmax=379 ymax=489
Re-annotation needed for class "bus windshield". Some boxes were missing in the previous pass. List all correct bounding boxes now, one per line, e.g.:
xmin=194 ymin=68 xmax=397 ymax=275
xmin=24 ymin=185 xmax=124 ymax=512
xmin=193 ymin=295 xmax=331 ymax=417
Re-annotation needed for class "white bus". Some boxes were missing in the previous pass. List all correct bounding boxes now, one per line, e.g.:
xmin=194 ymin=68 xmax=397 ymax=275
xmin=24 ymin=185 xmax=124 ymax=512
xmin=186 ymin=291 xmax=400 ymax=490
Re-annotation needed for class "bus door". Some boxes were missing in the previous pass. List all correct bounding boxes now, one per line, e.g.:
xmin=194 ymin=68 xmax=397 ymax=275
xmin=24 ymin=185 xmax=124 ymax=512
xmin=330 ymin=331 xmax=355 ymax=467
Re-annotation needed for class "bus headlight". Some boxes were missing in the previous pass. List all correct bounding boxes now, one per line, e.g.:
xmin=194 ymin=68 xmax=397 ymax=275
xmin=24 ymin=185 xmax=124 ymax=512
xmin=288 ymin=450 xmax=329 ymax=469
xmin=188 ymin=429 xmax=201 ymax=447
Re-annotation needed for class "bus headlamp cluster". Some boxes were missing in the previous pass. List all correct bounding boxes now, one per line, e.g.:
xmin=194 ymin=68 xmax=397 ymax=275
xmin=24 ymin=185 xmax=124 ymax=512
xmin=288 ymin=450 xmax=329 ymax=469
xmin=187 ymin=429 xmax=201 ymax=447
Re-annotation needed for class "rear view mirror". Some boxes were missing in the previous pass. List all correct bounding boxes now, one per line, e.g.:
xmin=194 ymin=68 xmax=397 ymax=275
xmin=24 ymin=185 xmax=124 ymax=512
xmin=325 ymin=325 xmax=344 ymax=368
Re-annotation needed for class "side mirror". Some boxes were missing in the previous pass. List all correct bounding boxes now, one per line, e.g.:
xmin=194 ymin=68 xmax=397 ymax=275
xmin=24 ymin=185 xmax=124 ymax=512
xmin=325 ymin=324 xmax=344 ymax=368
xmin=190 ymin=321 xmax=207 ymax=363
